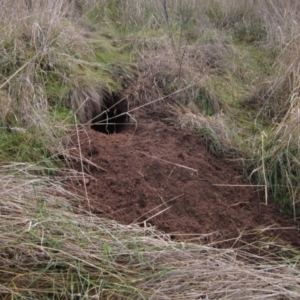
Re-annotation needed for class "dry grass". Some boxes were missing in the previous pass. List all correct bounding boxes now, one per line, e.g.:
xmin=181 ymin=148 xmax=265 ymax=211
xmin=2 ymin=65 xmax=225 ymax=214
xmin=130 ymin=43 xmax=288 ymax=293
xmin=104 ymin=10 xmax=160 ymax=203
xmin=253 ymin=0 xmax=300 ymax=117
xmin=255 ymin=101 xmax=300 ymax=219
xmin=173 ymin=103 xmax=235 ymax=157
xmin=70 ymin=84 xmax=108 ymax=125
xmin=2 ymin=0 xmax=300 ymax=297
xmin=0 ymin=0 xmax=89 ymax=127
xmin=1 ymin=165 xmax=300 ymax=299
xmin=244 ymin=1 xmax=300 ymax=216
xmin=0 ymin=0 xmax=133 ymax=139
xmin=129 ymin=34 xmax=232 ymax=118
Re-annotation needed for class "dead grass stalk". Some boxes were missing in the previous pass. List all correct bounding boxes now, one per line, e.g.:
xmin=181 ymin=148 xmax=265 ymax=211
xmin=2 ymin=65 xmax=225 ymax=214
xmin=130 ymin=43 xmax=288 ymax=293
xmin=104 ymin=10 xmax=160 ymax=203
xmin=0 ymin=166 xmax=300 ymax=299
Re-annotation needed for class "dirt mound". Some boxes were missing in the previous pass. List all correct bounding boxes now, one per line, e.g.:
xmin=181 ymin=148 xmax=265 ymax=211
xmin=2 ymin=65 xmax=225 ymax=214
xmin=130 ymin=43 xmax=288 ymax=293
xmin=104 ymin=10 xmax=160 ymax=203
xmin=66 ymin=112 xmax=300 ymax=248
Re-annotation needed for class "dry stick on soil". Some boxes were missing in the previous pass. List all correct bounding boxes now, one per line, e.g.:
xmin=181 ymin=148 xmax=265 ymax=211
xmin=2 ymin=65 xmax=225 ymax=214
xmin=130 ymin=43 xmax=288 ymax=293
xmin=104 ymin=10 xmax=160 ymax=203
xmin=61 ymin=153 xmax=107 ymax=172
xmin=133 ymin=194 xmax=184 ymax=224
xmin=126 ymin=112 xmax=138 ymax=142
xmin=143 ymin=206 xmax=171 ymax=224
xmin=74 ymin=117 xmax=92 ymax=213
xmin=136 ymin=150 xmax=198 ymax=174
xmin=157 ymin=192 xmax=167 ymax=207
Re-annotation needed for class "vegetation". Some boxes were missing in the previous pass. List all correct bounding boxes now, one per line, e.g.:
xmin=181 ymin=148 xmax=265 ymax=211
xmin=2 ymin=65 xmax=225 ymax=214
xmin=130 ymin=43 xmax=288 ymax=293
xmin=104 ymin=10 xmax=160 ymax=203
xmin=1 ymin=0 xmax=300 ymax=298
xmin=1 ymin=170 xmax=300 ymax=299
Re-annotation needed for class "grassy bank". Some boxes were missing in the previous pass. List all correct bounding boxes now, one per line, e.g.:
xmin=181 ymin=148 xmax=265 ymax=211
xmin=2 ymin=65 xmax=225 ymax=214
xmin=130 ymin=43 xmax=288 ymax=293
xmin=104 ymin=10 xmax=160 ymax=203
xmin=1 ymin=0 xmax=300 ymax=298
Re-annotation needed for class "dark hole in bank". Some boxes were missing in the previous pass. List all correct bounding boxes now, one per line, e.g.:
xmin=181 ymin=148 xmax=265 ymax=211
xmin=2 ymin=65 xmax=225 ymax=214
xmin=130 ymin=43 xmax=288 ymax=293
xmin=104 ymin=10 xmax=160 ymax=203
xmin=91 ymin=93 xmax=128 ymax=134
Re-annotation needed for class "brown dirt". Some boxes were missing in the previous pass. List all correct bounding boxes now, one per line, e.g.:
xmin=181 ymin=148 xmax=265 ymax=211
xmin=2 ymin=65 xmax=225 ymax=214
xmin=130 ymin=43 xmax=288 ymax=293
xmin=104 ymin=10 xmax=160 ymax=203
xmin=66 ymin=110 xmax=300 ymax=249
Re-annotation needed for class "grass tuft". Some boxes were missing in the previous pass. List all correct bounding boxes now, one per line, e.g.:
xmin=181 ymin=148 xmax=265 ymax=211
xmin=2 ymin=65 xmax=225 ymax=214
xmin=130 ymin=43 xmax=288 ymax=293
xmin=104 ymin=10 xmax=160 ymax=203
xmin=0 ymin=0 xmax=135 ymax=164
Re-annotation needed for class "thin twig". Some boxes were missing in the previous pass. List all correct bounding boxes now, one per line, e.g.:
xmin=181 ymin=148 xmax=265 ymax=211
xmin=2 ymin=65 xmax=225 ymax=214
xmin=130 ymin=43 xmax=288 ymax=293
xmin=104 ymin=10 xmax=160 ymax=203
xmin=136 ymin=150 xmax=198 ymax=174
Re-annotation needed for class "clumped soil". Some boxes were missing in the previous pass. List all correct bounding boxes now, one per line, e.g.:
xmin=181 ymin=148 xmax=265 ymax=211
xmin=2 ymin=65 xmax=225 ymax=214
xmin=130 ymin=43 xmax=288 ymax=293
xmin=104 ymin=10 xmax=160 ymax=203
xmin=66 ymin=110 xmax=300 ymax=248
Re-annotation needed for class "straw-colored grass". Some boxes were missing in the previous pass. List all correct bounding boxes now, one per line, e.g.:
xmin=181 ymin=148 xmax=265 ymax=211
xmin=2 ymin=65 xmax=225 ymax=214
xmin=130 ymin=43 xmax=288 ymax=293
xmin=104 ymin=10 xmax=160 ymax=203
xmin=173 ymin=103 xmax=235 ymax=158
xmin=243 ymin=1 xmax=300 ymax=216
xmin=0 ymin=0 xmax=134 ymax=164
xmin=1 ymin=165 xmax=300 ymax=299
xmin=2 ymin=0 xmax=300 ymax=297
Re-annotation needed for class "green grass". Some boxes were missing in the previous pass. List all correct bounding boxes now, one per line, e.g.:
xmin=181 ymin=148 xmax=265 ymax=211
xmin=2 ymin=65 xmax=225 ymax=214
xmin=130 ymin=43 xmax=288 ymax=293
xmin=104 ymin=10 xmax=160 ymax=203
xmin=2 ymin=0 xmax=300 ymax=297
xmin=0 ymin=0 xmax=136 ymax=167
xmin=198 ymin=127 xmax=223 ymax=157
xmin=0 ymin=129 xmax=51 ymax=164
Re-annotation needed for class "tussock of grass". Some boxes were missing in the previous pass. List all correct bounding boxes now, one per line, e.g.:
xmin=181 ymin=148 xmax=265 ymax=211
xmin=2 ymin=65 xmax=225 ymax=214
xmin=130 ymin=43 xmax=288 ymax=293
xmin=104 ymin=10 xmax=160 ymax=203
xmin=241 ymin=1 xmax=300 ymax=216
xmin=251 ymin=101 xmax=300 ymax=218
xmin=1 ymin=167 xmax=300 ymax=299
xmin=0 ymin=0 xmax=134 ymax=163
xmin=130 ymin=35 xmax=231 ymax=116
xmin=173 ymin=104 xmax=234 ymax=157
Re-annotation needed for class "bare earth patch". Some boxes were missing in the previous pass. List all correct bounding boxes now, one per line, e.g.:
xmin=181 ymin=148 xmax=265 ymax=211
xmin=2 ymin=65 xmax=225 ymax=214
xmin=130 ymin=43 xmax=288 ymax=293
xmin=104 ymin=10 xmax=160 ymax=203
xmin=66 ymin=110 xmax=300 ymax=248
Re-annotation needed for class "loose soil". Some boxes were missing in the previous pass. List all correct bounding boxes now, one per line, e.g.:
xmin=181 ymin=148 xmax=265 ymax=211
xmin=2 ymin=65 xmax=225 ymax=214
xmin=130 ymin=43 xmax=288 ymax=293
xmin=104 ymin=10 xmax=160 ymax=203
xmin=66 ymin=109 xmax=300 ymax=249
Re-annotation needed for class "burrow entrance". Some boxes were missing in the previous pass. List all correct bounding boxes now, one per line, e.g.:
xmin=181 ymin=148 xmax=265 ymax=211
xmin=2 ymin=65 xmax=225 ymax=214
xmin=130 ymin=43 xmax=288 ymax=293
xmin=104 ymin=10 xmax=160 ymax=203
xmin=91 ymin=93 xmax=128 ymax=134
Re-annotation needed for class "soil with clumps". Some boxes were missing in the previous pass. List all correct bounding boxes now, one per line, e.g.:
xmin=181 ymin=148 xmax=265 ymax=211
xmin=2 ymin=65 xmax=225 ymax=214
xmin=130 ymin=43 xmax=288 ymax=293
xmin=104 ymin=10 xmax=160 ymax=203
xmin=67 ymin=110 xmax=300 ymax=248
